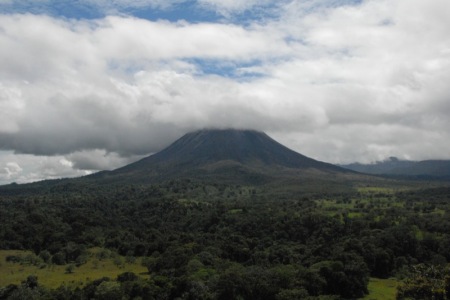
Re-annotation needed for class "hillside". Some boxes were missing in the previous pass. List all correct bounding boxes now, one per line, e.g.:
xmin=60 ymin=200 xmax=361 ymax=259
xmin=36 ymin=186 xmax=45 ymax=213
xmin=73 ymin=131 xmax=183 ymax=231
xmin=0 ymin=129 xmax=404 ymax=195
xmin=91 ymin=129 xmax=359 ymax=186
xmin=341 ymin=157 xmax=450 ymax=179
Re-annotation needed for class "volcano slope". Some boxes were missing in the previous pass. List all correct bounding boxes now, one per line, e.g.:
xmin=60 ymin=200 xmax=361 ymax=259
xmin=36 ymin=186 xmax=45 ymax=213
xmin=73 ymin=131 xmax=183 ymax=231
xmin=88 ymin=129 xmax=390 ymax=193
xmin=0 ymin=129 xmax=400 ymax=195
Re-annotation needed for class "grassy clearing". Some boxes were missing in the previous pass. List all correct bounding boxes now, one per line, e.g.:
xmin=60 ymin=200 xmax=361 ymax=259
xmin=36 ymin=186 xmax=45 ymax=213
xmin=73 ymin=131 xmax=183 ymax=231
xmin=0 ymin=249 xmax=148 ymax=289
xmin=362 ymin=277 xmax=398 ymax=300
xmin=356 ymin=187 xmax=396 ymax=194
xmin=347 ymin=212 xmax=363 ymax=218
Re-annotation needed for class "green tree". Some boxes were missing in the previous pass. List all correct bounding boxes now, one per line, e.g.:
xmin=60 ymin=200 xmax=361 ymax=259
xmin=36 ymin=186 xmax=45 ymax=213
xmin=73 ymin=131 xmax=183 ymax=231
xmin=65 ymin=264 xmax=75 ymax=274
xmin=38 ymin=250 xmax=51 ymax=263
xmin=95 ymin=281 xmax=123 ymax=300
xmin=397 ymin=264 xmax=449 ymax=300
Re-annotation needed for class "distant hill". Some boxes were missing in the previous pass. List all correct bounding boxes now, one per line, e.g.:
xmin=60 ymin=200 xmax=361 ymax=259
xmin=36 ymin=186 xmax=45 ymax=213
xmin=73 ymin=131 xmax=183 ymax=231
xmin=341 ymin=157 xmax=450 ymax=179
xmin=93 ymin=129 xmax=355 ymax=185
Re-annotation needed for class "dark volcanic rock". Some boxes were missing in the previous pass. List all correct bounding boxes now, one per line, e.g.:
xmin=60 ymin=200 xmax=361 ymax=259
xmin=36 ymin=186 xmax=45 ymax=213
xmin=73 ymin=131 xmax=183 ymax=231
xmin=94 ymin=129 xmax=352 ymax=184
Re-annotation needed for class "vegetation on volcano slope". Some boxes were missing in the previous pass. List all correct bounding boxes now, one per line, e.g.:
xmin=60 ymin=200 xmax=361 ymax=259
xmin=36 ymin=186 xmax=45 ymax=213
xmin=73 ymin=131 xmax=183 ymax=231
xmin=0 ymin=180 xmax=450 ymax=299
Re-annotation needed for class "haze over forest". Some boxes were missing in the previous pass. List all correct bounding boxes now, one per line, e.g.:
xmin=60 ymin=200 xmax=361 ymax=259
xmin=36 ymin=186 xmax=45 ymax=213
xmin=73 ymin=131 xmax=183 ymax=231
xmin=1 ymin=0 xmax=450 ymax=184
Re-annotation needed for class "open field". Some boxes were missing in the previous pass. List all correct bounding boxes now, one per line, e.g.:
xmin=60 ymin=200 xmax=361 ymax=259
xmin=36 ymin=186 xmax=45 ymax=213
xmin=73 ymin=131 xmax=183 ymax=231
xmin=362 ymin=278 xmax=399 ymax=300
xmin=0 ymin=249 xmax=148 ymax=289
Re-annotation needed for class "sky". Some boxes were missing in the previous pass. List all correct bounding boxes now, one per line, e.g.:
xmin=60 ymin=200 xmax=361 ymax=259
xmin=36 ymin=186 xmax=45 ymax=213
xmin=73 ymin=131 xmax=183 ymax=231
xmin=1 ymin=0 xmax=450 ymax=184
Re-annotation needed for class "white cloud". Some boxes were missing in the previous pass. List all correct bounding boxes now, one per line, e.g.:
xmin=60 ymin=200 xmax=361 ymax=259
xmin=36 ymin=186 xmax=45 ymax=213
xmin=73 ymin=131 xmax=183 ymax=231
xmin=0 ymin=14 xmax=287 ymax=81
xmin=0 ymin=13 xmax=290 ymax=157
xmin=0 ymin=149 xmax=146 ymax=184
xmin=1 ymin=162 xmax=22 ymax=179
xmin=93 ymin=16 xmax=288 ymax=60
xmin=259 ymin=0 xmax=450 ymax=163
xmin=0 ymin=83 xmax=23 ymax=133
xmin=67 ymin=149 xmax=145 ymax=170
xmin=1 ymin=0 xmax=450 ymax=183
xmin=0 ymin=151 xmax=89 ymax=184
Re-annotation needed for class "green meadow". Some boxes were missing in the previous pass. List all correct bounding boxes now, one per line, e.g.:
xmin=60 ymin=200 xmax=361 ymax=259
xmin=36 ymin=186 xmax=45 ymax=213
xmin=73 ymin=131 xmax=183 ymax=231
xmin=0 ymin=249 xmax=147 ymax=289
xmin=363 ymin=278 xmax=398 ymax=300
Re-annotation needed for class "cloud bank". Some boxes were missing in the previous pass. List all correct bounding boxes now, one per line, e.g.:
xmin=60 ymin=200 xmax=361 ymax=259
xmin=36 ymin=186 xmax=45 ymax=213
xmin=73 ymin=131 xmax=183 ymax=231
xmin=1 ymin=0 xmax=450 ymax=184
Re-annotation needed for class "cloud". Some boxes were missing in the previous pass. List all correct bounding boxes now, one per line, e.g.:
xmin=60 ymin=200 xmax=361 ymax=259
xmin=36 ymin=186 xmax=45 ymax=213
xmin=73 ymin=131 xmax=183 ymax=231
xmin=259 ymin=0 xmax=450 ymax=162
xmin=0 ymin=151 xmax=92 ymax=185
xmin=0 ymin=161 xmax=22 ymax=179
xmin=0 ymin=13 xmax=290 ymax=157
xmin=1 ymin=0 xmax=450 ymax=183
xmin=0 ymin=14 xmax=287 ymax=80
xmin=0 ymin=149 xmax=145 ymax=184
xmin=67 ymin=149 xmax=144 ymax=170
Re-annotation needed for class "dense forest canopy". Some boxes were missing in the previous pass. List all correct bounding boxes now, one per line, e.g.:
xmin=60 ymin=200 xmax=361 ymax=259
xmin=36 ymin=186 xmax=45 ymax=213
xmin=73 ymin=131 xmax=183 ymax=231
xmin=1 ymin=179 xmax=450 ymax=299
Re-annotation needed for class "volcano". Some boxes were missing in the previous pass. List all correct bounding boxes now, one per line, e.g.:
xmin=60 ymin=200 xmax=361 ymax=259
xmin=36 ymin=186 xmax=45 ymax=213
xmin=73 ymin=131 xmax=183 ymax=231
xmin=92 ymin=129 xmax=355 ymax=185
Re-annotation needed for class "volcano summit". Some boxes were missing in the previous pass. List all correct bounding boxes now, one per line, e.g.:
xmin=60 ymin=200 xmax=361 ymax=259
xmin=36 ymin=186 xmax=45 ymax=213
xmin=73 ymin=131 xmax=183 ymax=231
xmin=92 ymin=129 xmax=355 ymax=185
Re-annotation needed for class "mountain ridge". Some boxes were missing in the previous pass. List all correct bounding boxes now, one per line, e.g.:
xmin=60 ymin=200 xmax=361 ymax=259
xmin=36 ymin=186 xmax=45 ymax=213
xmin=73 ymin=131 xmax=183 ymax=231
xmin=91 ymin=128 xmax=354 ymax=184
xmin=340 ymin=157 xmax=450 ymax=178
xmin=117 ymin=129 xmax=345 ymax=170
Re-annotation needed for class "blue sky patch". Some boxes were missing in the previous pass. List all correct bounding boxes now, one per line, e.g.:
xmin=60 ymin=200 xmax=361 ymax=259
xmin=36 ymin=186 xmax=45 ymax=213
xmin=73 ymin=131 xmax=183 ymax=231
xmin=187 ymin=58 xmax=265 ymax=80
